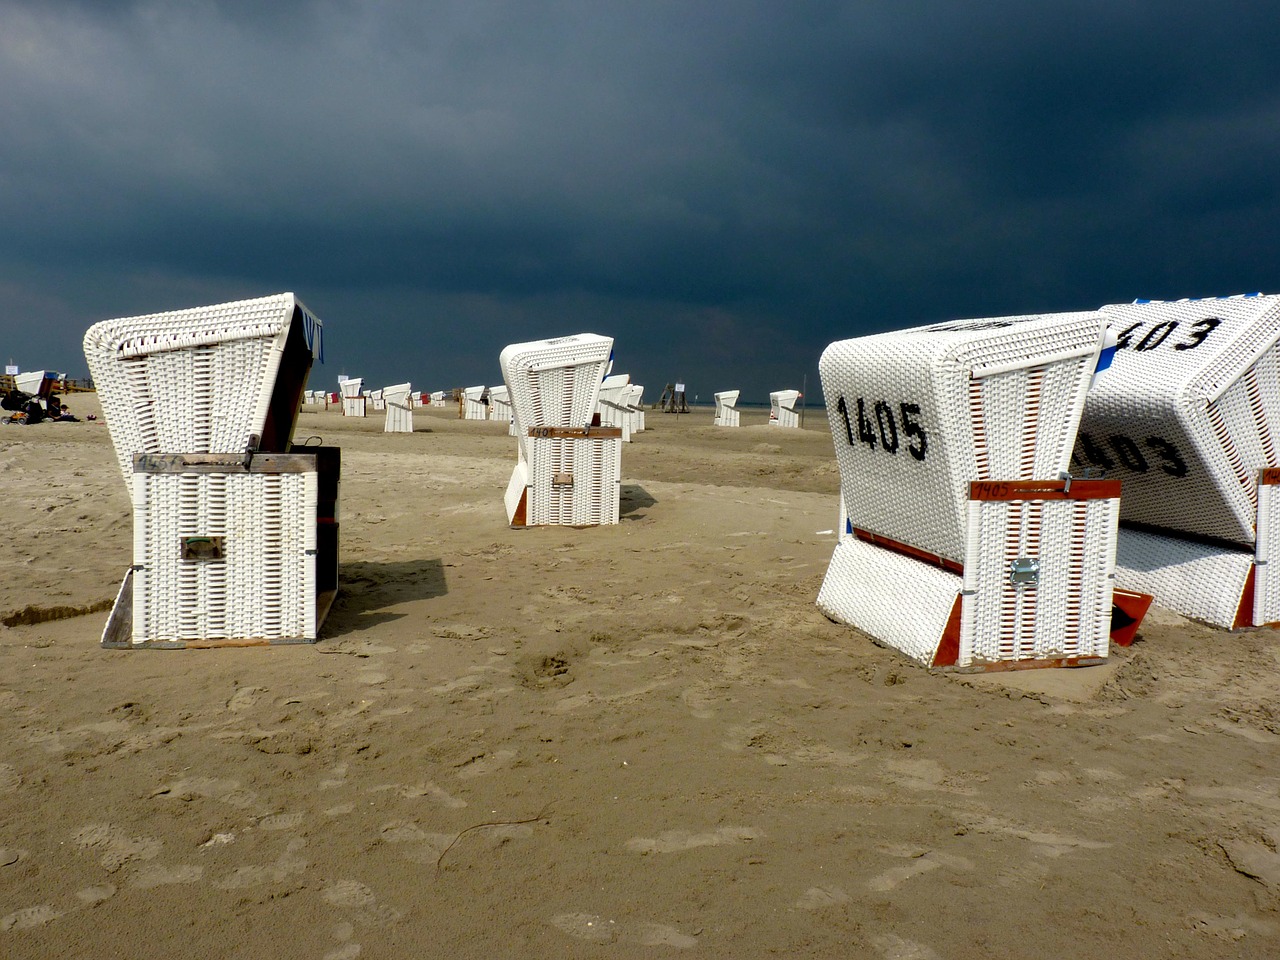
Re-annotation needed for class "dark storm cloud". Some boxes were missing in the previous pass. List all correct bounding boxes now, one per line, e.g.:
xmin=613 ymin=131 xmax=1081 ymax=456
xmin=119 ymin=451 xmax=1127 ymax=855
xmin=2 ymin=1 xmax=1278 ymax=399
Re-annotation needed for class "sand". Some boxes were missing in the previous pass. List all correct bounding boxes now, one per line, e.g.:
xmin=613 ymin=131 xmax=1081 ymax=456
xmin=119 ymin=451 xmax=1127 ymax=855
xmin=2 ymin=397 xmax=1279 ymax=958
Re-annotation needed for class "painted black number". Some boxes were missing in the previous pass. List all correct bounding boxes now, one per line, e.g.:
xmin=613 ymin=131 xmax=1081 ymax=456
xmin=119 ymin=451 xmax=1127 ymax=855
xmin=835 ymin=396 xmax=855 ymax=446
xmin=1077 ymin=432 xmax=1115 ymax=470
xmin=1110 ymin=435 xmax=1148 ymax=472
xmin=856 ymin=398 xmax=877 ymax=450
xmin=900 ymin=402 xmax=927 ymax=461
xmin=1175 ymin=317 xmax=1222 ymax=351
xmin=1146 ymin=436 xmax=1188 ymax=477
xmin=874 ymin=400 xmax=898 ymax=454
xmin=1134 ymin=321 xmax=1178 ymax=352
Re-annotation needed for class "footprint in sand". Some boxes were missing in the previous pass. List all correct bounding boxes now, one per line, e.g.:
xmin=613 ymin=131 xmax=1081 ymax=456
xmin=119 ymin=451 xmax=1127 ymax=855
xmin=627 ymin=826 xmax=762 ymax=854
xmin=75 ymin=884 xmax=117 ymax=905
xmin=227 ymin=686 xmax=268 ymax=712
xmin=1221 ymin=835 xmax=1280 ymax=888
xmin=867 ymin=846 xmax=973 ymax=892
xmin=795 ymin=886 xmax=851 ymax=910
xmin=869 ymin=933 xmax=941 ymax=959
xmin=72 ymin=823 xmax=162 ymax=873
xmin=259 ymin=811 xmax=305 ymax=832
xmin=323 ymin=945 xmax=362 ymax=960
xmin=153 ymin=776 xmax=261 ymax=811
xmin=214 ymin=838 xmax=308 ymax=890
xmin=0 ymin=905 xmax=62 ymax=931
xmin=0 ymin=763 xmax=21 ymax=791
xmin=321 ymin=879 xmax=402 ymax=927
xmin=399 ymin=781 xmax=468 ymax=808
xmin=455 ymin=749 xmax=516 ymax=780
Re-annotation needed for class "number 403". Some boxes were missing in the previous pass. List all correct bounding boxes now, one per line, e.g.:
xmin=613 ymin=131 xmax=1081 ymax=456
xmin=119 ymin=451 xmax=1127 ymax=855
xmin=835 ymin=396 xmax=928 ymax=461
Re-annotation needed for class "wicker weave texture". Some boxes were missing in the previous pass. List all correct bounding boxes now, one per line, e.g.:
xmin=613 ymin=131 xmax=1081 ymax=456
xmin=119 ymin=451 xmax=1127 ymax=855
xmin=819 ymin=312 xmax=1106 ymax=562
xmin=1113 ymin=527 xmax=1251 ymax=628
xmin=769 ymin=390 xmax=800 ymax=427
xmin=625 ymin=385 xmax=646 ymax=433
xmin=816 ymin=538 xmax=959 ymax=665
xmin=84 ymin=293 xmax=319 ymax=488
xmin=1256 ymin=479 xmax=1280 ymax=624
xmin=526 ymin=435 xmax=621 ymax=525
xmin=1080 ymin=295 xmax=1280 ymax=544
xmin=500 ymin=334 xmax=613 ymax=437
xmin=131 ymin=471 xmax=316 ymax=643
xmin=383 ymin=383 xmax=413 ymax=433
xmin=961 ymin=496 xmax=1116 ymax=663
xmin=714 ymin=390 xmax=741 ymax=427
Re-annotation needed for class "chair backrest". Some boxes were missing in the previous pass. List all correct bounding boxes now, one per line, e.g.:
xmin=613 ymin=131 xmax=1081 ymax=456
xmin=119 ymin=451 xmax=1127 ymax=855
xmin=1079 ymin=293 xmax=1280 ymax=545
xmin=83 ymin=292 xmax=323 ymax=488
xmin=339 ymin=377 xmax=363 ymax=398
xmin=500 ymin=333 xmax=614 ymax=456
xmin=819 ymin=311 xmax=1108 ymax=562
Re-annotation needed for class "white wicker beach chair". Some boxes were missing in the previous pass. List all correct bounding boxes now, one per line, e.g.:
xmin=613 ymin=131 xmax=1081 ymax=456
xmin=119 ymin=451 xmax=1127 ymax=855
xmin=714 ymin=390 xmax=741 ymax=427
xmin=499 ymin=333 xmax=620 ymax=526
xmin=338 ymin=377 xmax=365 ymax=417
xmin=15 ymin=370 xmax=56 ymax=398
xmin=597 ymin=374 xmax=633 ymax=441
xmin=462 ymin=385 xmax=486 ymax=420
xmin=83 ymin=292 xmax=339 ymax=648
xmin=769 ymin=389 xmax=801 ymax=428
xmin=369 ymin=387 xmax=385 ymax=411
xmin=625 ymin=384 xmax=646 ymax=434
xmin=430 ymin=390 xmax=445 ymax=407
xmin=816 ymin=310 xmax=1145 ymax=669
xmin=487 ymin=384 xmax=515 ymax=434
xmin=383 ymin=382 xmax=413 ymax=433
xmin=1078 ymin=293 xmax=1280 ymax=628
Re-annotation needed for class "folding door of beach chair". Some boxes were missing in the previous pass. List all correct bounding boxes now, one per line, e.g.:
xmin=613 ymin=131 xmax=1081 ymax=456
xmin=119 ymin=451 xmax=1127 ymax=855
xmin=339 ymin=378 xmax=365 ymax=417
xmin=383 ymin=382 xmax=413 ymax=433
xmin=597 ymin=374 xmax=632 ymax=441
xmin=499 ymin=333 xmax=620 ymax=526
xmin=714 ymin=390 xmax=741 ymax=427
xmin=816 ymin=311 xmax=1146 ymax=669
xmin=1077 ymin=294 xmax=1280 ymax=628
xmin=462 ymin=385 xmax=487 ymax=420
xmin=83 ymin=292 xmax=339 ymax=648
xmin=769 ymin=390 xmax=801 ymax=428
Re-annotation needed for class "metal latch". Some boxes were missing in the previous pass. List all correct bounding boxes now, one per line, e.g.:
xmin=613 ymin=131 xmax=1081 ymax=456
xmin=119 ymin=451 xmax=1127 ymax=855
xmin=551 ymin=472 xmax=574 ymax=488
xmin=1009 ymin=557 xmax=1040 ymax=585
xmin=181 ymin=536 xmax=225 ymax=561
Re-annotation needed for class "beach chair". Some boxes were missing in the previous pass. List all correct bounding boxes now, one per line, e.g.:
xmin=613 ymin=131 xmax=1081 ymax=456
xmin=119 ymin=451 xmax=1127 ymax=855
xmin=369 ymin=387 xmax=385 ymax=411
xmin=430 ymin=390 xmax=445 ymax=407
xmin=383 ymin=382 xmax=413 ymax=433
xmin=714 ymin=390 xmax=741 ymax=427
xmin=15 ymin=370 xmax=56 ymax=399
xmin=1078 ymin=293 xmax=1280 ymax=628
xmin=769 ymin=389 xmax=801 ymax=428
xmin=83 ymin=292 xmax=339 ymax=648
xmin=624 ymin=384 xmax=645 ymax=434
xmin=597 ymin=374 xmax=633 ymax=441
xmin=816 ymin=311 xmax=1147 ymax=669
xmin=462 ymin=385 xmax=487 ymax=420
xmin=488 ymin=384 xmax=515 ymax=434
xmin=500 ymin=333 xmax=621 ymax=526
xmin=339 ymin=377 xmax=365 ymax=417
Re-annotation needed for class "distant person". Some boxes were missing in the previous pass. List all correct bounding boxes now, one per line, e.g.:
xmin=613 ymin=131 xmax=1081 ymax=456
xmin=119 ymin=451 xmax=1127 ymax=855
xmin=55 ymin=404 xmax=78 ymax=422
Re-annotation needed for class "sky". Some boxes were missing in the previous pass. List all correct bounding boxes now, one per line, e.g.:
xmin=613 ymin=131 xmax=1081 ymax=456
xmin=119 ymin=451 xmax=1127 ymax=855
xmin=2 ymin=0 xmax=1278 ymax=404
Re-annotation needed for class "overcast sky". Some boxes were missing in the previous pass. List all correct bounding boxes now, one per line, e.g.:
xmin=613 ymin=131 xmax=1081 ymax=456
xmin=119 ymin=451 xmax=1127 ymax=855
xmin=3 ymin=0 xmax=1278 ymax=403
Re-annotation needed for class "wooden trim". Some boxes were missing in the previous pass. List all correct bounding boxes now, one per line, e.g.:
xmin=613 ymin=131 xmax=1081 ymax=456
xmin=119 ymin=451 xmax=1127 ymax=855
xmin=132 ymin=452 xmax=320 ymax=474
xmin=511 ymin=488 xmax=528 ymax=527
xmin=969 ymin=479 xmax=1122 ymax=501
xmin=931 ymin=596 xmax=963 ymax=667
xmin=940 ymin=656 xmax=1107 ymax=674
xmin=1109 ymin=588 xmax=1152 ymax=646
xmin=1261 ymin=468 xmax=1280 ymax=486
xmin=852 ymin=528 xmax=963 ymax=575
xmin=1232 ymin=565 xmax=1256 ymax=630
xmin=526 ymin=426 xmax=624 ymax=439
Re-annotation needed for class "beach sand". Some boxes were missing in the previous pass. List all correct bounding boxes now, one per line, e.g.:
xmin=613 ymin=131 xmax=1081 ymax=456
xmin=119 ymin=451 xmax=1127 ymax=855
xmin=2 ymin=397 xmax=1279 ymax=958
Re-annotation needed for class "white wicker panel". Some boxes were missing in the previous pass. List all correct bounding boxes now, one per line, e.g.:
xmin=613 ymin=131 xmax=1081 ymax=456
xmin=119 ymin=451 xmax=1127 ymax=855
xmin=961 ymin=497 xmax=1116 ymax=665
xmin=1114 ymin=527 xmax=1251 ymax=628
xmin=132 ymin=472 xmax=315 ymax=643
xmin=500 ymin=333 xmax=613 ymax=438
xmin=383 ymin=383 xmax=413 ymax=433
xmin=625 ymin=385 xmax=645 ymax=433
xmin=525 ymin=436 xmax=621 ymax=525
xmin=1081 ymin=295 xmax=1280 ymax=544
xmin=714 ymin=390 xmax=741 ymax=427
xmin=770 ymin=390 xmax=801 ymax=427
xmin=820 ymin=312 xmax=1106 ymax=562
xmin=816 ymin=538 xmax=960 ymax=666
xmin=84 ymin=293 xmax=316 ymax=488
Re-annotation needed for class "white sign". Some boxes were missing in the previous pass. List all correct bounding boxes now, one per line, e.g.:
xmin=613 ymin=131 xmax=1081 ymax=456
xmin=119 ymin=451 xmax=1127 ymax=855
xmin=4 ymin=365 xmax=16 ymax=375
xmin=675 ymin=382 xmax=685 ymax=392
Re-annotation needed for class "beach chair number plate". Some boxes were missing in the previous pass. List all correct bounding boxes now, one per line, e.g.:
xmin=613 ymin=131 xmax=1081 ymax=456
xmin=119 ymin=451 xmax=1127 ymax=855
xmin=181 ymin=536 xmax=226 ymax=562
xmin=552 ymin=472 xmax=575 ymax=488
